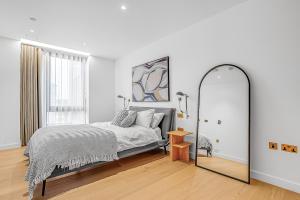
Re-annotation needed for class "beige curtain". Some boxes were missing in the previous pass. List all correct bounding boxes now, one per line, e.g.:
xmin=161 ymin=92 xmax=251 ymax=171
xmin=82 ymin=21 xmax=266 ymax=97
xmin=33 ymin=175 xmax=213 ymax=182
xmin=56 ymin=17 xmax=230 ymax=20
xmin=20 ymin=44 xmax=41 ymax=146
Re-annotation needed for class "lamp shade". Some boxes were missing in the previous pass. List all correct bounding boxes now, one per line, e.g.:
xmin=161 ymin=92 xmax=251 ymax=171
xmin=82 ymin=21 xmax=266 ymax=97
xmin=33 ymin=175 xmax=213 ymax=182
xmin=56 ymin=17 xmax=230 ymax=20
xmin=176 ymin=91 xmax=185 ymax=96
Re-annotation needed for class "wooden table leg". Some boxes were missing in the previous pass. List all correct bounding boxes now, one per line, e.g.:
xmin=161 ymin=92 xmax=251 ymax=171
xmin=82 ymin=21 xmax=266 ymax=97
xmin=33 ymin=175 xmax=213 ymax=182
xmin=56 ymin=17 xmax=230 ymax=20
xmin=180 ymin=147 xmax=189 ymax=162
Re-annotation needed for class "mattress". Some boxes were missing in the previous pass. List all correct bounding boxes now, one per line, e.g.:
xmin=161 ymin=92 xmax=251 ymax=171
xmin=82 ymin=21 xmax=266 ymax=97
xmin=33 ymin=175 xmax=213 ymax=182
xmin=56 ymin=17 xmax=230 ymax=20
xmin=91 ymin=122 xmax=161 ymax=152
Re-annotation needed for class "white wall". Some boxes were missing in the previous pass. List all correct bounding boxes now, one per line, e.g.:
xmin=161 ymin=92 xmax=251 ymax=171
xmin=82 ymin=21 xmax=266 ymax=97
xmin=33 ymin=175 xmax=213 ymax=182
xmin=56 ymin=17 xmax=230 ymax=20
xmin=0 ymin=36 xmax=116 ymax=149
xmin=115 ymin=0 xmax=300 ymax=193
xmin=0 ymin=37 xmax=21 ymax=150
xmin=89 ymin=56 xmax=115 ymax=122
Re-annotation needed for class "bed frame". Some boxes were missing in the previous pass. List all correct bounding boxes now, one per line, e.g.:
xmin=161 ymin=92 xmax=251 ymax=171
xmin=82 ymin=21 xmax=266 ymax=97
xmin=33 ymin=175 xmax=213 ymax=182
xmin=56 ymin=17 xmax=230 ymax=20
xmin=41 ymin=106 xmax=175 ymax=196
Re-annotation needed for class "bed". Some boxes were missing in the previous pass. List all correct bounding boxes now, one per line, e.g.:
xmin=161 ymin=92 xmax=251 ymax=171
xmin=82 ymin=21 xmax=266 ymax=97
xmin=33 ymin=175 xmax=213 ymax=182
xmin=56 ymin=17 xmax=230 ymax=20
xmin=26 ymin=106 xmax=175 ymax=198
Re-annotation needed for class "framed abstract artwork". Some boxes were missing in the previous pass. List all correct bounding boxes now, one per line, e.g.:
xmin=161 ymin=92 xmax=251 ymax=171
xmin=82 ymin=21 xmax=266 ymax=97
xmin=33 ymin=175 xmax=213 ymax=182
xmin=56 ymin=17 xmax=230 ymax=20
xmin=132 ymin=56 xmax=169 ymax=102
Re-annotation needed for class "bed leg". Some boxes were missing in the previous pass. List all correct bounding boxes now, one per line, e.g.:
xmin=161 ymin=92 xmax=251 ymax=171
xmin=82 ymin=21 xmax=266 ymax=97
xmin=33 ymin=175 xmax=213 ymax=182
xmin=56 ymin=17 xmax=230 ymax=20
xmin=42 ymin=180 xmax=46 ymax=196
xmin=163 ymin=146 xmax=167 ymax=155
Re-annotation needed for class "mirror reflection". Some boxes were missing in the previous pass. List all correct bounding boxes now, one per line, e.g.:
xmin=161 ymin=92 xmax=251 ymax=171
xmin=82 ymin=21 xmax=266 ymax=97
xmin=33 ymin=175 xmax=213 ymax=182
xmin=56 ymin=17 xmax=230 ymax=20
xmin=196 ymin=64 xmax=250 ymax=183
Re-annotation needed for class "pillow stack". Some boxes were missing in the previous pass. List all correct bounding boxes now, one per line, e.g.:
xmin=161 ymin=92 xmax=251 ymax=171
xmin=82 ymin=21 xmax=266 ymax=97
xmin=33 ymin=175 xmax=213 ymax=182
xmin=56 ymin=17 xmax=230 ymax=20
xmin=111 ymin=109 xmax=165 ymax=129
xmin=111 ymin=109 xmax=129 ymax=126
xmin=135 ymin=109 xmax=155 ymax=128
xmin=151 ymin=113 xmax=165 ymax=128
xmin=120 ymin=111 xmax=137 ymax=128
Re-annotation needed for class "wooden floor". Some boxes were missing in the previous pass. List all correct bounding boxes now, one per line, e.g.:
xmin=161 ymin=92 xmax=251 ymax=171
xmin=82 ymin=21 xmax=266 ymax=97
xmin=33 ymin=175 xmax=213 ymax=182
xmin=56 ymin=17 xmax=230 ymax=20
xmin=0 ymin=148 xmax=300 ymax=200
xmin=197 ymin=155 xmax=248 ymax=181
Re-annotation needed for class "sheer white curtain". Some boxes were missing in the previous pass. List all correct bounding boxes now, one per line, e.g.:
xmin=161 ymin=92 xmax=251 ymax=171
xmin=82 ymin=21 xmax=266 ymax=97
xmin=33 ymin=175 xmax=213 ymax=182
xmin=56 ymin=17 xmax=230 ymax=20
xmin=40 ymin=50 xmax=89 ymax=127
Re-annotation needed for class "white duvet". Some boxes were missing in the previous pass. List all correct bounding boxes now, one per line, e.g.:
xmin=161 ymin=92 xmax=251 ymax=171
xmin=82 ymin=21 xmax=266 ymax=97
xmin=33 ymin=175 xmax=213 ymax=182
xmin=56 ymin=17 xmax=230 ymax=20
xmin=92 ymin=122 xmax=161 ymax=152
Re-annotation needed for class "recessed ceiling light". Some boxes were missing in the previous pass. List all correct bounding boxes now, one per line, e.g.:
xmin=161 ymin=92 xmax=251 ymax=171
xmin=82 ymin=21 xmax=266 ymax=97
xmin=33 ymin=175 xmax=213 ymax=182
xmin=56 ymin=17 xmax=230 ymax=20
xmin=30 ymin=29 xmax=34 ymax=33
xmin=83 ymin=42 xmax=87 ymax=46
xmin=121 ymin=5 xmax=127 ymax=10
xmin=217 ymin=75 xmax=221 ymax=79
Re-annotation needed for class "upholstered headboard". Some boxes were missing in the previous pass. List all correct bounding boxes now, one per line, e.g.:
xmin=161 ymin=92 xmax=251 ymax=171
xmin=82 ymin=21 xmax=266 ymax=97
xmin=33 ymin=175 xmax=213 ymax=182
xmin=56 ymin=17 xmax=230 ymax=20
xmin=129 ymin=106 xmax=176 ymax=140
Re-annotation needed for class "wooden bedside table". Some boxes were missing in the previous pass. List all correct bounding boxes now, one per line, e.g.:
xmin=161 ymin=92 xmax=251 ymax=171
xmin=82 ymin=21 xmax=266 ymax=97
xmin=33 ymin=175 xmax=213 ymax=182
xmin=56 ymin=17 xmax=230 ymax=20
xmin=168 ymin=131 xmax=192 ymax=162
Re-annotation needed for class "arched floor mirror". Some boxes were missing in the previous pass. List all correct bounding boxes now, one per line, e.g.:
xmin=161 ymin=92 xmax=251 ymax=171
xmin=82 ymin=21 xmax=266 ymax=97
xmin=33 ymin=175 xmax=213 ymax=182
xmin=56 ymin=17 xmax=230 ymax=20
xmin=195 ymin=64 xmax=250 ymax=183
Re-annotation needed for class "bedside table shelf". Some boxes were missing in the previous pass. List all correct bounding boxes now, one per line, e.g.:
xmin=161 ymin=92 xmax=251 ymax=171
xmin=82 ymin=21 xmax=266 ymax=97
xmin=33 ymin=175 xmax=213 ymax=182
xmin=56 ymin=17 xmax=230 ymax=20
xmin=172 ymin=142 xmax=192 ymax=149
xmin=168 ymin=131 xmax=192 ymax=162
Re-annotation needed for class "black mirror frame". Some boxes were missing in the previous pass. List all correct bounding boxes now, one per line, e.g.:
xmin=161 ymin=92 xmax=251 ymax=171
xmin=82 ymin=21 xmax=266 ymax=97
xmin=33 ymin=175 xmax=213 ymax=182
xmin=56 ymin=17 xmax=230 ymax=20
xmin=194 ymin=64 xmax=251 ymax=184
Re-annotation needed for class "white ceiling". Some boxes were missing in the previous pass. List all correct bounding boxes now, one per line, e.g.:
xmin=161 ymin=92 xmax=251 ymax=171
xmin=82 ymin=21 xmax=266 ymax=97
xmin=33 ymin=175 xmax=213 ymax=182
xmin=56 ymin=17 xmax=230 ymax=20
xmin=0 ymin=0 xmax=247 ymax=59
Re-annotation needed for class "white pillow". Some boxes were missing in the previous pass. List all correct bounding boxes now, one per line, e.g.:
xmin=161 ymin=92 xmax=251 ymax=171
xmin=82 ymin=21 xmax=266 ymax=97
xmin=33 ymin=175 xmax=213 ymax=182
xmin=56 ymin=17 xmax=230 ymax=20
xmin=151 ymin=113 xmax=165 ymax=128
xmin=135 ymin=109 xmax=155 ymax=128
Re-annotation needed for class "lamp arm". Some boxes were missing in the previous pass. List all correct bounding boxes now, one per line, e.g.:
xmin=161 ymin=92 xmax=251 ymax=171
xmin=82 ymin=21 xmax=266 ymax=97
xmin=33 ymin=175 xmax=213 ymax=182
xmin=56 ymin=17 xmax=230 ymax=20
xmin=125 ymin=98 xmax=130 ymax=109
xmin=185 ymin=95 xmax=189 ymax=118
xmin=178 ymin=97 xmax=183 ymax=113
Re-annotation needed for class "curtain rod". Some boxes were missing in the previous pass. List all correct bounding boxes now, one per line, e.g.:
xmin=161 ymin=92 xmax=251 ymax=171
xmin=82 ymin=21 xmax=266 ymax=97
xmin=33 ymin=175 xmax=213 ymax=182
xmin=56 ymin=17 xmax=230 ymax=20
xmin=20 ymin=39 xmax=90 ymax=57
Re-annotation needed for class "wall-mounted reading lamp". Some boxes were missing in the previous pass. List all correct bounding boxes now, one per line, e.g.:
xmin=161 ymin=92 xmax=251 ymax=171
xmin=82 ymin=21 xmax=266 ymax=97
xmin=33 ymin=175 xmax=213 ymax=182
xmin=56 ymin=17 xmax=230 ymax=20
xmin=117 ymin=95 xmax=130 ymax=109
xmin=176 ymin=91 xmax=189 ymax=118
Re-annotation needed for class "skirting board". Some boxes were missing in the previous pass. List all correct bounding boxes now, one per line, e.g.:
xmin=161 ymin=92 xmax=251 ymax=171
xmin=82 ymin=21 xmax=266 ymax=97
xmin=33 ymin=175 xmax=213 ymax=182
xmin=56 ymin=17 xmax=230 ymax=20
xmin=251 ymin=170 xmax=300 ymax=194
xmin=193 ymin=149 xmax=247 ymax=164
xmin=211 ymin=152 xmax=247 ymax=164
xmin=189 ymin=150 xmax=300 ymax=194
xmin=0 ymin=142 xmax=20 ymax=150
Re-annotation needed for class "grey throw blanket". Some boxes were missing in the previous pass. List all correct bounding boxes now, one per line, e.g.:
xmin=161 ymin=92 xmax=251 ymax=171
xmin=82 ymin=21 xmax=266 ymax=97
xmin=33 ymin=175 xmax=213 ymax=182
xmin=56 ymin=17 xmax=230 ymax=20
xmin=198 ymin=135 xmax=213 ymax=156
xmin=25 ymin=125 xmax=118 ymax=199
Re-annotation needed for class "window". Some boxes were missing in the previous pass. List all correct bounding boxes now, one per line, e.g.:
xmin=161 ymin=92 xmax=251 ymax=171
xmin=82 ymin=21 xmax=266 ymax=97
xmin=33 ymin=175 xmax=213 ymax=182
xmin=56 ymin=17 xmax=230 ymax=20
xmin=40 ymin=51 xmax=89 ymax=126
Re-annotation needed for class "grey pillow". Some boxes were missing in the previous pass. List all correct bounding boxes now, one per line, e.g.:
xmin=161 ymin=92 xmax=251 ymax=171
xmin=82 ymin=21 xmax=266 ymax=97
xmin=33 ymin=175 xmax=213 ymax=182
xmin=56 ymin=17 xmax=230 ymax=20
xmin=120 ymin=111 xmax=137 ymax=128
xmin=135 ymin=109 xmax=155 ymax=128
xmin=151 ymin=113 xmax=165 ymax=128
xmin=111 ymin=109 xmax=128 ymax=126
